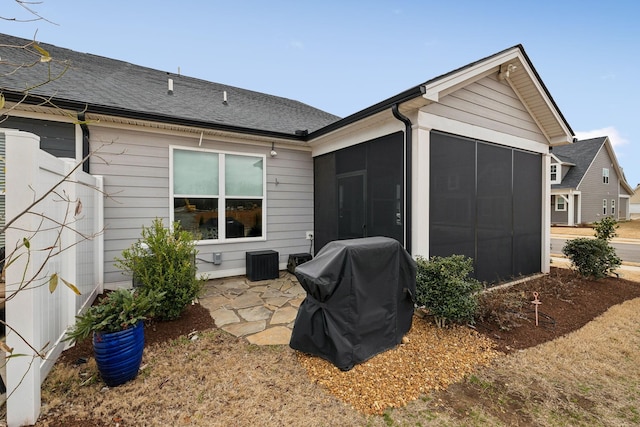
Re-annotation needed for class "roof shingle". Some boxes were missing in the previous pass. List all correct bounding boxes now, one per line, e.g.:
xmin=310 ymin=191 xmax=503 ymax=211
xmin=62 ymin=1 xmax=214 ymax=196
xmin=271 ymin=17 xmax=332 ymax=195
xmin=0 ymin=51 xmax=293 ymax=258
xmin=0 ymin=33 xmax=340 ymax=135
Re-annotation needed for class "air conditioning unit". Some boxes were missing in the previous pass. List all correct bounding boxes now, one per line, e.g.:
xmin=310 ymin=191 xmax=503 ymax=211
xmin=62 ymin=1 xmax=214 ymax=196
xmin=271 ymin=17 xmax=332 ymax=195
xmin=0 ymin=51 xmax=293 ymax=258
xmin=246 ymin=250 xmax=279 ymax=281
xmin=287 ymin=253 xmax=312 ymax=274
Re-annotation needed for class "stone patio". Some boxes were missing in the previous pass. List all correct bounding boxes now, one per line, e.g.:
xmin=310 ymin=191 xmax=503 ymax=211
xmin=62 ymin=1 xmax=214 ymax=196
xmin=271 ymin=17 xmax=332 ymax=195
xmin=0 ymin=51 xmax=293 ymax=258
xmin=198 ymin=271 xmax=307 ymax=345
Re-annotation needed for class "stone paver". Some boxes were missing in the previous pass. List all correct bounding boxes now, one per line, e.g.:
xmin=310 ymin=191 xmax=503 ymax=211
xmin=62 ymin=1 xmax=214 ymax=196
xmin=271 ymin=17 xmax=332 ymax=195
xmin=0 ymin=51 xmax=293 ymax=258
xmin=228 ymin=292 xmax=265 ymax=309
xmin=270 ymin=306 xmax=299 ymax=325
xmin=246 ymin=326 xmax=292 ymax=345
xmin=198 ymin=295 xmax=231 ymax=311
xmin=238 ymin=306 xmax=273 ymax=322
xmin=264 ymin=296 xmax=290 ymax=308
xmin=222 ymin=320 xmax=266 ymax=337
xmin=210 ymin=307 xmax=240 ymax=327
xmin=199 ymin=272 xmax=308 ymax=345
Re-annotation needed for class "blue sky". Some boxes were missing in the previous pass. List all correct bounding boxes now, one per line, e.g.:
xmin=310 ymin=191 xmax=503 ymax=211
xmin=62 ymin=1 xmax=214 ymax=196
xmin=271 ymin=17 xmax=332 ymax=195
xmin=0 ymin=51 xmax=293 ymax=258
xmin=3 ymin=1 xmax=639 ymax=187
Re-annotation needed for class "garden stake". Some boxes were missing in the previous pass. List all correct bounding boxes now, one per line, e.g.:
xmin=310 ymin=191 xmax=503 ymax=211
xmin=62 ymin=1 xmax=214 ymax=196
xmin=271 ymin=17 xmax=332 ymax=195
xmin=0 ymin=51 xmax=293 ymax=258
xmin=532 ymin=292 xmax=541 ymax=326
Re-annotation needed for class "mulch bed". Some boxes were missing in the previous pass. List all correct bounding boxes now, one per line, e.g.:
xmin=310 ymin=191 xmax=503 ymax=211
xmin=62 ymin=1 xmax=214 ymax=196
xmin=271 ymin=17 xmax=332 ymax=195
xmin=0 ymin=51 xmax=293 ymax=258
xmin=35 ymin=266 xmax=640 ymax=425
xmin=58 ymin=303 xmax=217 ymax=366
xmin=474 ymin=267 xmax=640 ymax=353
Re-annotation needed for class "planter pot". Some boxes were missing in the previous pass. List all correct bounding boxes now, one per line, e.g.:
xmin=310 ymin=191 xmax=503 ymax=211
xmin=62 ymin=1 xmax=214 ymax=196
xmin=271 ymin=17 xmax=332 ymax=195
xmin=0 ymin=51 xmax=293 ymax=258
xmin=93 ymin=321 xmax=144 ymax=387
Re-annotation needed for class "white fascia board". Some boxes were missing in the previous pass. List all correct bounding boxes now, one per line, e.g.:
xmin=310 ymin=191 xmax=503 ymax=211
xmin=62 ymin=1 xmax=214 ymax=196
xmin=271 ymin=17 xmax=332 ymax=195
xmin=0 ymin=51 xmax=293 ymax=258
xmin=512 ymin=57 xmax=574 ymax=142
xmin=310 ymin=111 xmax=404 ymax=157
xmin=603 ymin=137 xmax=635 ymax=195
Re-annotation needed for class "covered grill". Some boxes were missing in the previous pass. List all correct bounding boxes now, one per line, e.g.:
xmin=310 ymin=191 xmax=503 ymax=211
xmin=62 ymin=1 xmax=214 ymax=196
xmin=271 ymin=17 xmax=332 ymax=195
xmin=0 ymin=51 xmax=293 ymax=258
xmin=290 ymin=237 xmax=416 ymax=370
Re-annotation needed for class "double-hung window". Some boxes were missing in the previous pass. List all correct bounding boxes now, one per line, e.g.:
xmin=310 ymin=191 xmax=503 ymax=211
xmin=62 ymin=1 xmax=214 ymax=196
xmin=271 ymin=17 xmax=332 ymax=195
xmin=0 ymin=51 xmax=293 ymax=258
xmin=603 ymin=199 xmax=607 ymax=215
xmin=550 ymin=164 xmax=558 ymax=183
xmin=603 ymin=168 xmax=609 ymax=184
xmin=611 ymin=199 xmax=616 ymax=216
xmin=171 ymin=147 xmax=265 ymax=242
xmin=555 ymin=196 xmax=566 ymax=211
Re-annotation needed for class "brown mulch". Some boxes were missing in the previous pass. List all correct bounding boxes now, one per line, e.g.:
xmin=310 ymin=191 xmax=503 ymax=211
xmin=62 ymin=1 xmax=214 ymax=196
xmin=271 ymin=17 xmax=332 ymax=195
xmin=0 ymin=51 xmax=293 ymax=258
xmin=474 ymin=267 xmax=640 ymax=353
xmin=58 ymin=303 xmax=217 ymax=366
xmin=34 ymin=266 xmax=640 ymax=425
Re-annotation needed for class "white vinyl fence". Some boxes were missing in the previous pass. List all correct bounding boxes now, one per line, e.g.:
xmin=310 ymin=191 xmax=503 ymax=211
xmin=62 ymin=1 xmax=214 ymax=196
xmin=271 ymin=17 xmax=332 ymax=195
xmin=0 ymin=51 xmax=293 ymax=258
xmin=2 ymin=129 xmax=104 ymax=427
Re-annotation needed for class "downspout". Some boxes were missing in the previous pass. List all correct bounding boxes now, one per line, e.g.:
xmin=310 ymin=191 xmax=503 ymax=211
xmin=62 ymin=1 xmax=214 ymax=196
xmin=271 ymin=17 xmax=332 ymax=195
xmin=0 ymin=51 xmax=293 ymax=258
xmin=77 ymin=111 xmax=90 ymax=173
xmin=392 ymin=104 xmax=412 ymax=255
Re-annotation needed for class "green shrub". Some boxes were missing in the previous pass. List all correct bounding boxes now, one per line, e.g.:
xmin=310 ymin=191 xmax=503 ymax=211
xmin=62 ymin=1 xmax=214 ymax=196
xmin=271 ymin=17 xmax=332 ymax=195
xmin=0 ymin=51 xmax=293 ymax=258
xmin=594 ymin=216 xmax=618 ymax=241
xmin=562 ymin=237 xmax=621 ymax=279
xmin=415 ymin=255 xmax=483 ymax=328
xmin=66 ymin=288 xmax=164 ymax=343
xmin=115 ymin=218 xmax=203 ymax=320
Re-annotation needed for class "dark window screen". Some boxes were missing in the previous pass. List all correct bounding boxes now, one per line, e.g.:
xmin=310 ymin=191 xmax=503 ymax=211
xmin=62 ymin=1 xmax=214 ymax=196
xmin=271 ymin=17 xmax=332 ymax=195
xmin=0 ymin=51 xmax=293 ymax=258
xmin=430 ymin=131 xmax=542 ymax=283
xmin=513 ymin=150 xmax=542 ymax=276
xmin=476 ymin=142 xmax=513 ymax=282
xmin=314 ymin=132 xmax=404 ymax=253
xmin=429 ymin=132 xmax=476 ymax=260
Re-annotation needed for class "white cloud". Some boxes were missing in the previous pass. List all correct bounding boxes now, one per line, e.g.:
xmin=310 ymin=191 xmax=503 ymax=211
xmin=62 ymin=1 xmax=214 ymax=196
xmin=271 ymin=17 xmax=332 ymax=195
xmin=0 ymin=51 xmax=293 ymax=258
xmin=575 ymin=126 xmax=629 ymax=149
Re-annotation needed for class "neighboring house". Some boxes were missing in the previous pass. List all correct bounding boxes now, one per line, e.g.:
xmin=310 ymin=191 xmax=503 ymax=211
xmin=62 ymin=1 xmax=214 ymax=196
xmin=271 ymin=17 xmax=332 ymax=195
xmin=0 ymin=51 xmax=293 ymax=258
xmin=1 ymin=33 xmax=574 ymax=284
xmin=550 ymin=137 xmax=634 ymax=226
xmin=631 ymin=184 xmax=640 ymax=217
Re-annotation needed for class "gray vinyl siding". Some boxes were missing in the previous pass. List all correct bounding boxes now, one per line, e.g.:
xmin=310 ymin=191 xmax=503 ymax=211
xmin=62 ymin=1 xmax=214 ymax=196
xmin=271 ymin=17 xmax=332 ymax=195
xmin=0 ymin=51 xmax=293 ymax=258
xmin=89 ymin=126 xmax=313 ymax=284
xmin=424 ymin=74 xmax=547 ymax=144
xmin=576 ymin=146 xmax=620 ymax=223
xmin=550 ymin=195 xmax=568 ymax=225
xmin=619 ymin=197 xmax=629 ymax=220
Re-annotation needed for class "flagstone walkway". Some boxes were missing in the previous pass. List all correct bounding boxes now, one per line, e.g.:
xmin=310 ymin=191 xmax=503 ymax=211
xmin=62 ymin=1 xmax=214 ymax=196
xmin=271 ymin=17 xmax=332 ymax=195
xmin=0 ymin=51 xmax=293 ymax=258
xmin=198 ymin=271 xmax=307 ymax=346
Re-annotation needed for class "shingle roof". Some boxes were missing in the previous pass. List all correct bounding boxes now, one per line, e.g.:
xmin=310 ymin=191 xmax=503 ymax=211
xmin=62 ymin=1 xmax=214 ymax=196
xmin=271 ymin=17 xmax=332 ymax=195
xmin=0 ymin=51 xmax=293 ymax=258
xmin=551 ymin=137 xmax=605 ymax=189
xmin=0 ymin=33 xmax=340 ymax=136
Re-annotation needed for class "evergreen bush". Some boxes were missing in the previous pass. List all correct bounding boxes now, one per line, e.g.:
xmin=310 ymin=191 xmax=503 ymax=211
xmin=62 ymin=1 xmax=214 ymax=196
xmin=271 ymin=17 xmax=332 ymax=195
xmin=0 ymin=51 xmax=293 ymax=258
xmin=562 ymin=237 xmax=621 ymax=279
xmin=415 ymin=255 xmax=483 ymax=328
xmin=116 ymin=218 xmax=203 ymax=320
xmin=594 ymin=216 xmax=618 ymax=241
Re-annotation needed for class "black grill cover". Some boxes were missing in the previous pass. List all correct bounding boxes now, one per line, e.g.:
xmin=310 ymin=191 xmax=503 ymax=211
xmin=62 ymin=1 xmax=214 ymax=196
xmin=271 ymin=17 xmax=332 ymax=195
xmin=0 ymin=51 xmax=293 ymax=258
xmin=290 ymin=236 xmax=416 ymax=370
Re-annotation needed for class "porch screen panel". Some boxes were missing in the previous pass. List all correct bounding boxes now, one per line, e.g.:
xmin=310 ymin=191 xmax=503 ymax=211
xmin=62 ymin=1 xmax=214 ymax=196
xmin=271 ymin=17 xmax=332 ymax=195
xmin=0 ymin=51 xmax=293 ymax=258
xmin=429 ymin=132 xmax=476 ymax=260
xmin=367 ymin=132 xmax=404 ymax=244
xmin=512 ymin=150 xmax=542 ymax=276
xmin=476 ymin=143 xmax=513 ymax=282
xmin=313 ymin=153 xmax=337 ymax=254
xmin=1 ymin=116 xmax=75 ymax=159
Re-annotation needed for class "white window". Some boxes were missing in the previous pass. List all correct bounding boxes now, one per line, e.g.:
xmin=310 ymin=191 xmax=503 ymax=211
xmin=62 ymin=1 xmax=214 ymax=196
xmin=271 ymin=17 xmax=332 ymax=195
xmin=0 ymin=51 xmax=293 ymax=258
xmin=550 ymin=164 xmax=558 ymax=183
xmin=171 ymin=146 xmax=265 ymax=242
xmin=603 ymin=199 xmax=607 ymax=215
xmin=603 ymin=168 xmax=609 ymax=184
xmin=555 ymin=196 xmax=566 ymax=211
xmin=611 ymin=199 xmax=616 ymax=215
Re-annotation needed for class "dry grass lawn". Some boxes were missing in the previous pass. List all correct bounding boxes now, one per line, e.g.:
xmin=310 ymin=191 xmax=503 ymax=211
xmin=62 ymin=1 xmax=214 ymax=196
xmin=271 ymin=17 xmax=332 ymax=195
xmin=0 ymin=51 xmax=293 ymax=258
xmin=32 ymin=276 xmax=640 ymax=426
xmin=552 ymin=217 xmax=640 ymax=239
xmin=35 ymin=296 xmax=640 ymax=426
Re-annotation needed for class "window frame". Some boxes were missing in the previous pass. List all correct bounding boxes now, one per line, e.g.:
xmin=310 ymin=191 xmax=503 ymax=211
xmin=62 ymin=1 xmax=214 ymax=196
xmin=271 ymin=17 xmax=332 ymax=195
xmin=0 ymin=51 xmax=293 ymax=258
xmin=169 ymin=145 xmax=267 ymax=244
xmin=555 ymin=195 xmax=566 ymax=212
xmin=550 ymin=164 xmax=559 ymax=184
xmin=603 ymin=168 xmax=609 ymax=184
xmin=603 ymin=199 xmax=607 ymax=215
xmin=611 ymin=199 xmax=616 ymax=216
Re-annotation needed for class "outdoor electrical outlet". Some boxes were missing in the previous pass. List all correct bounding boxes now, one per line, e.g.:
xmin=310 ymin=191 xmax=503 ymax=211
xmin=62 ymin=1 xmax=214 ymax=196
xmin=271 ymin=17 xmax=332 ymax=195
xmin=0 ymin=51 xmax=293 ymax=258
xmin=306 ymin=231 xmax=314 ymax=240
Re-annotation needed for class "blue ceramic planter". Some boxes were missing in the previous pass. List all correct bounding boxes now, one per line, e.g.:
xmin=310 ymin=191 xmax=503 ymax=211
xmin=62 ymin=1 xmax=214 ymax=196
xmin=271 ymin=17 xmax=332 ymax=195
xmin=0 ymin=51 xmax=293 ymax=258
xmin=93 ymin=321 xmax=144 ymax=387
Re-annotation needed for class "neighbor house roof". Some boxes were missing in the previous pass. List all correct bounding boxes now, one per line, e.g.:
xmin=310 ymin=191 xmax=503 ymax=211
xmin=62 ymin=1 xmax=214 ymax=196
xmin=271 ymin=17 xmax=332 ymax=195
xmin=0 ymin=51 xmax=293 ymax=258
xmin=552 ymin=137 xmax=634 ymax=195
xmin=0 ymin=33 xmax=340 ymax=139
xmin=551 ymin=137 xmax=605 ymax=189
